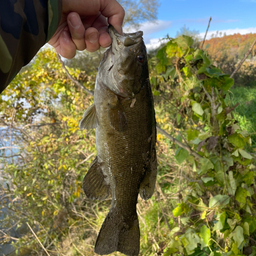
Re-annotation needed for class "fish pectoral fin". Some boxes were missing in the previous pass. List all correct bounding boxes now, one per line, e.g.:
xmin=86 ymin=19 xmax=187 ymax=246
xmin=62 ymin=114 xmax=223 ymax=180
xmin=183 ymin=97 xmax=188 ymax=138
xmin=79 ymin=103 xmax=98 ymax=130
xmin=139 ymin=149 xmax=157 ymax=200
xmin=108 ymin=100 xmax=127 ymax=132
xmin=83 ymin=157 xmax=110 ymax=200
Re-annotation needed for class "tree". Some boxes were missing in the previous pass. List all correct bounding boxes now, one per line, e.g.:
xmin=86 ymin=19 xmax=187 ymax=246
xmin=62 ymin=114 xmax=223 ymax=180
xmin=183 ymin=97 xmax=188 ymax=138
xmin=119 ymin=0 xmax=160 ymax=27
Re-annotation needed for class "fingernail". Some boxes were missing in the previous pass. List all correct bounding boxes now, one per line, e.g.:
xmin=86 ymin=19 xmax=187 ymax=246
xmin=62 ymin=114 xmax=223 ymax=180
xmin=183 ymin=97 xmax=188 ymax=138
xmin=69 ymin=14 xmax=80 ymax=28
xmin=88 ymin=32 xmax=98 ymax=43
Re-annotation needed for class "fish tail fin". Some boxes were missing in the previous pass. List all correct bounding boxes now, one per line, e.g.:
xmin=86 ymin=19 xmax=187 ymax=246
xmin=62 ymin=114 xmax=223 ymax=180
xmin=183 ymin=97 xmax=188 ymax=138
xmin=95 ymin=207 xmax=140 ymax=256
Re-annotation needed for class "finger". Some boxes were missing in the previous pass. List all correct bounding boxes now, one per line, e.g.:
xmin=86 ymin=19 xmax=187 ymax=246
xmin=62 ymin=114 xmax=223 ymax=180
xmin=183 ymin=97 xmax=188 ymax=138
xmin=58 ymin=31 xmax=77 ymax=59
xmin=88 ymin=14 xmax=111 ymax=48
xmin=99 ymin=30 xmax=111 ymax=48
xmin=67 ymin=12 xmax=86 ymax=50
xmin=85 ymin=27 xmax=100 ymax=52
xmin=100 ymin=0 xmax=125 ymax=34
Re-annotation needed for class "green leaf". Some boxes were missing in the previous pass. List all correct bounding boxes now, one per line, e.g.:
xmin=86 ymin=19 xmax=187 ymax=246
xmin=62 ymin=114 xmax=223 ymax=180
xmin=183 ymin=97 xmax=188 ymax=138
xmin=164 ymin=66 xmax=176 ymax=80
xmin=235 ymin=187 xmax=247 ymax=205
xmin=232 ymin=226 xmax=244 ymax=247
xmin=174 ymin=35 xmax=194 ymax=49
xmin=200 ymin=225 xmax=211 ymax=246
xmin=173 ymin=204 xmax=183 ymax=217
xmin=209 ymin=195 xmax=230 ymax=208
xmin=187 ymin=128 xmax=200 ymax=141
xmin=227 ymin=218 xmax=238 ymax=230
xmin=163 ymin=240 xmax=179 ymax=255
xmin=205 ymin=67 xmax=223 ymax=78
xmin=228 ymin=171 xmax=237 ymax=196
xmin=173 ymin=203 xmax=189 ymax=217
xmin=175 ymin=147 xmax=189 ymax=164
xmin=182 ymin=66 xmax=192 ymax=77
xmin=213 ymin=212 xmax=227 ymax=231
xmin=156 ymin=45 xmax=168 ymax=65
xmin=201 ymin=177 xmax=214 ymax=183
xmin=221 ymin=75 xmax=234 ymax=91
xmin=182 ymin=230 xmax=200 ymax=254
xmin=243 ymin=171 xmax=255 ymax=186
xmin=243 ymin=222 xmax=250 ymax=236
xmin=228 ymin=133 xmax=247 ymax=148
xmin=166 ymin=41 xmax=183 ymax=58
xmin=238 ymin=149 xmax=252 ymax=159
xmin=192 ymin=102 xmax=204 ymax=116
xmin=200 ymin=158 xmax=214 ymax=173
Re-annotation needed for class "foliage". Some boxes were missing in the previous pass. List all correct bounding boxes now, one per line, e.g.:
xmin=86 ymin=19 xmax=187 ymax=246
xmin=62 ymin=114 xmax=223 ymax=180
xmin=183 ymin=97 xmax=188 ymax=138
xmin=151 ymin=35 xmax=256 ymax=255
xmin=204 ymin=33 xmax=256 ymax=87
xmin=119 ymin=0 xmax=160 ymax=27
xmin=1 ymin=35 xmax=256 ymax=256
xmin=0 ymin=48 xmax=100 ymax=254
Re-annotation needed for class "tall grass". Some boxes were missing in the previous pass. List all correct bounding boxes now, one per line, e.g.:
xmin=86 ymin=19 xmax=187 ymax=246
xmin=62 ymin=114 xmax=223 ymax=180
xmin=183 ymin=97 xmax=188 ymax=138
xmin=226 ymin=86 xmax=256 ymax=148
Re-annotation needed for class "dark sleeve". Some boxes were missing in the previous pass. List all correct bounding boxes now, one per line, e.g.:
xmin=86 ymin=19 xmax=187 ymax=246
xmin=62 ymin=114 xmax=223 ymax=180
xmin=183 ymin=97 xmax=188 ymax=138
xmin=0 ymin=0 xmax=62 ymax=93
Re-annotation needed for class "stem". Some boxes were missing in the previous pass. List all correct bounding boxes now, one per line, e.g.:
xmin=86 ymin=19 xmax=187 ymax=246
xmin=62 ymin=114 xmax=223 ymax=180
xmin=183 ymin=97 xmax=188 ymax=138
xmin=27 ymin=222 xmax=51 ymax=256
xmin=200 ymin=17 xmax=212 ymax=49
xmin=157 ymin=126 xmax=202 ymax=160
xmin=56 ymin=53 xmax=94 ymax=96
xmin=230 ymin=37 xmax=256 ymax=78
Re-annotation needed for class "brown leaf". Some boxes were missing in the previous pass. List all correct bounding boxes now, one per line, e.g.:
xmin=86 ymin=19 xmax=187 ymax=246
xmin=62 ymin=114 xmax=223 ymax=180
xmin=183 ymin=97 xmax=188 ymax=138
xmin=206 ymin=136 xmax=219 ymax=152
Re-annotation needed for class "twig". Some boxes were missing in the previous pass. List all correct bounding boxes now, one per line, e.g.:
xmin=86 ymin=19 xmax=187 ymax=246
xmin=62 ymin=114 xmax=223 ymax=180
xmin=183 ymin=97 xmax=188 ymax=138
xmin=200 ymin=17 xmax=212 ymax=49
xmin=56 ymin=53 xmax=94 ymax=96
xmin=26 ymin=222 xmax=51 ymax=256
xmin=156 ymin=126 xmax=202 ymax=160
xmin=230 ymin=36 xmax=256 ymax=78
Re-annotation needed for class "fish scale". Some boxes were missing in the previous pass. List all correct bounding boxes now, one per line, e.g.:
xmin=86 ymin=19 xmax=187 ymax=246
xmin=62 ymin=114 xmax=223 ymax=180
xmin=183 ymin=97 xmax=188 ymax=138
xmin=80 ymin=26 xmax=157 ymax=256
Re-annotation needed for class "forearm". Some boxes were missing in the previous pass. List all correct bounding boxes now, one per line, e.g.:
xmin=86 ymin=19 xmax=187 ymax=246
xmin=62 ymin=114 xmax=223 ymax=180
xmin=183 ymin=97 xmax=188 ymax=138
xmin=0 ymin=0 xmax=62 ymax=93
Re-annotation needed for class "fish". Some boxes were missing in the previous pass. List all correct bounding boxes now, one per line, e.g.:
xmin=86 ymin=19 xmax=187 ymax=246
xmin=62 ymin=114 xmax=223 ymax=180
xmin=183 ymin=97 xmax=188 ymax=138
xmin=79 ymin=26 xmax=157 ymax=256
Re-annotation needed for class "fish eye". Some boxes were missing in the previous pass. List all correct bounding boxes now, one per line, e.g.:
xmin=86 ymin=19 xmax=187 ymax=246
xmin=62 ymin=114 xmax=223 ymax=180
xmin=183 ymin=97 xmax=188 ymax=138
xmin=137 ymin=55 xmax=144 ymax=63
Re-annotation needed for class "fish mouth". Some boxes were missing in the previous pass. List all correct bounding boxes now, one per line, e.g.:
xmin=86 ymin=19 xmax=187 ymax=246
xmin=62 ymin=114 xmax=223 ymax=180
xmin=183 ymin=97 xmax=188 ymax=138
xmin=108 ymin=25 xmax=143 ymax=47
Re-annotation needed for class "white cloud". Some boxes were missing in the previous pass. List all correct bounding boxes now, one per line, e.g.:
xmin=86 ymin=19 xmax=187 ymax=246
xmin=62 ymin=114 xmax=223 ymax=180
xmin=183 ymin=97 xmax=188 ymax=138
xmin=145 ymin=38 xmax=169 ymax=50
xmin=199 ymin=27 xmax=256 ymax=39
xmin=124 ymin=20 xmax=172 ymax=38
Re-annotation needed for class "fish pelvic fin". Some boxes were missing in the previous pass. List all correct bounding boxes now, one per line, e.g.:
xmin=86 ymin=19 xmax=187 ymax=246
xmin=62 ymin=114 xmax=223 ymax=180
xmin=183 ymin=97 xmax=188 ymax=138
xmin=140 ymin=144 xmax=157 ymax=200
xmin=79 ymin=103 xmax=98 ymax=130
xmin=83 ymin=157 xmax=110 ymax=200
xmin=95 ymin=208 xmax=140 ymax=256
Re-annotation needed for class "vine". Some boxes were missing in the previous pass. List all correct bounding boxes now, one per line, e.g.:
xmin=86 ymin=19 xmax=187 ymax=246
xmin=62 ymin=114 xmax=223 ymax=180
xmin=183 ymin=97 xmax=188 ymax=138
xmin=153 ymin=35 xmax=256 ymax=255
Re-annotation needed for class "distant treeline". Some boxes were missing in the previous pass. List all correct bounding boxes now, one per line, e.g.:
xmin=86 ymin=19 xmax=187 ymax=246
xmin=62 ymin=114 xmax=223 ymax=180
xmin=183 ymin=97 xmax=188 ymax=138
xmin=204 ymin=33 xmax=256 ymax=87
xmin=205 ymin=33 xmax=256 ymax=61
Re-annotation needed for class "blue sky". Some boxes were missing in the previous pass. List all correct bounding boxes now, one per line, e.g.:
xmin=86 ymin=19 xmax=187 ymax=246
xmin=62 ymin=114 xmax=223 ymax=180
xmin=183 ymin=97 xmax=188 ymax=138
xmin=133 ymin=0 xmax=256 ymax=49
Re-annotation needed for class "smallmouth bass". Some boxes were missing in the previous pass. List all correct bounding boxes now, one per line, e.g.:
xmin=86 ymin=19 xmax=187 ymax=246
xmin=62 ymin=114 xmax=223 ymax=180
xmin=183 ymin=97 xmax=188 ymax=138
xmin=79 ymin=26 xmax=157 ymax=256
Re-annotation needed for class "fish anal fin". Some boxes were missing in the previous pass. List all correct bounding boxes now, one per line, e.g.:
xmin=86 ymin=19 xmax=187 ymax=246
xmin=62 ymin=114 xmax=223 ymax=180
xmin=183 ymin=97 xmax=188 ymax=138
xmin=79 ymin=103 xmax=98 ymax=130
xmin=140 ymin=147 xmax=157 ymax=200
xmin=83 ymin=157 xmax=110 ymax=200
xmin=95 ymin=208 xmax=140 ymax=256
xmin=108 ymin=97 xmax=127 ymax=132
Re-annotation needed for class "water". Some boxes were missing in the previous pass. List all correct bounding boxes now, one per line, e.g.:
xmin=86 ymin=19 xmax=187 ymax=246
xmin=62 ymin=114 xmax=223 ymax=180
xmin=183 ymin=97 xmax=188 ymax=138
xmin=0 ymin=128 xmax=22 ymax=256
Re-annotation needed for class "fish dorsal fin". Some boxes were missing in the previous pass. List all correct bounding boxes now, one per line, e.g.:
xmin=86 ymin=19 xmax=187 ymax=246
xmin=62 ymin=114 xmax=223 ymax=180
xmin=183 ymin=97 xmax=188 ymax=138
xmin=108 ymin=98 xmax=127 ymax=132
xmin=83 ymin=157 xmax=110 ymax=200
xmin=79 ymin=103 xmax=98 ymax=130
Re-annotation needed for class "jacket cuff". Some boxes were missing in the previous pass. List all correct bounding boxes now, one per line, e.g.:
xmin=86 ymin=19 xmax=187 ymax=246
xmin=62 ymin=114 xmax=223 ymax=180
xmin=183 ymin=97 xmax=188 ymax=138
xmin=47 ymin=0 xmax=62 ymax=41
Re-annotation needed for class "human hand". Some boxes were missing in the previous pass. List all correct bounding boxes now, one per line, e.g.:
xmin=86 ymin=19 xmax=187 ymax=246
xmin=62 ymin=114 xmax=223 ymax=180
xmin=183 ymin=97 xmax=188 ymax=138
xmin=48 ymin=0 xmax=125 ymax=59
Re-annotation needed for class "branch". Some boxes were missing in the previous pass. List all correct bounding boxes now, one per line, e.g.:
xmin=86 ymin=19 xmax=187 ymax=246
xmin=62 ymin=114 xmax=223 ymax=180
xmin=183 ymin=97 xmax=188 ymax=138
xmin=56 ymin=53 xmax=94 ymax=96
xmin=200 ymin=17 xmax=212 ymax=49
xmin=156 ymin=126 xmax=202 ymax=160
xmin=230 ymin=36 xmax=256 ymax=78
xmin=27 ymin=222 xmax=51 ymax=256
xmin=24 ymin=122 xmax=61 ymax=128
